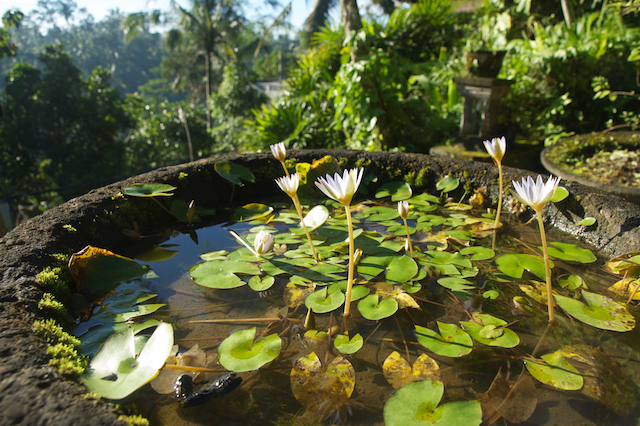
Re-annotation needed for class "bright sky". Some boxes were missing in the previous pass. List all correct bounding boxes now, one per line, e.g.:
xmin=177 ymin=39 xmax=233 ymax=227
xmin=0 ymin=0 xmax=316 ymax=30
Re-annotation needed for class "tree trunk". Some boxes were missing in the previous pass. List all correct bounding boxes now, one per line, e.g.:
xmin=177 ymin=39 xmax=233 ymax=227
xmin=560 ymin=0 xmax=574 ymax=27
xmin=205 ymin=49 xmax=211 ymax=132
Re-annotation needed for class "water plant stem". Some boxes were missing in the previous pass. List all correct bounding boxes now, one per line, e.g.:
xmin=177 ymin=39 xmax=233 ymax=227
xmin=292 ymin=195 xmax=319 ymax=262
xmin=229 ymin=230 xmax=262 ymax=258
xmin=279 ymin=160 xmax=289 ymax=177
xmin=188 ymin=318 xmax=281 ymax=324
xmin=151 ymin=197 xmax=176 ymax=218
xmin=344 ymin=205 xmax=356 ymax=322
xmin=402 ymin=218 xmax=414 ymax=258
xmin=536 ymin=211 xmax=555 ymax=323
xmin=492 ymin=162 xmax=504 ymax=251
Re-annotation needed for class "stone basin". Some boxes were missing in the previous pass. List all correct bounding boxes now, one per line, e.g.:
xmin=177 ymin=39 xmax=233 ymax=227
xmin=1 ymin=149 xmax=639 ymax=425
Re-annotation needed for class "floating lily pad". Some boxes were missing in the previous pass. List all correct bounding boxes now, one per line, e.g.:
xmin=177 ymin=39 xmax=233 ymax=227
xmin=334 ymin=332 xmax=363 ymax=354
xmin=200 ymin=250 xmax=229 ymax=261
xmin=374 ymin=283 xmax=421 ymax=309
xmin=231 ymin=203 xmax=274 ymax=222
xmin=328 ymin=281 xmax=370 ymax=302
xmin=544 ymin=242 xmax=596 ymax=263
xmin=550 ymin=186 xmax=569 ymax=202
xmin=415 ymin=322 xmax=473 ymax=357
xmin=283 ymin=281 xmax=316 ymax=308
xmin=303 ymin=330 xmax=328 ymax=349
xmin=408 ymin=194 xmax=440 ymax=205
xmin=361 ymin=206 xmax=400 ymax=221
xmin=495 ymin=254 xmax=550 ymax=280
xmin=554 ymin=290 xmax=635 ymax=331
xmin=383 ymin=380 xmax=482 ymax=426
xmin=80 ymin=319 xmax=161 ymax=356
xmin=81 ymin=323 xmax=174 ymax=400
xmin=305 ymin=287 xmax=346 ymax=313
xmin=123 ymin=183 xmax=175 ymax=197
xmin=387 ymin=256 xmax=419 ymax=283
xmin=290 ymin=353 xmax=355 ymax=419
xmin=218 ymin=328 xmax=281 ymax=372
xmin=248 ymin=275 xmax=275 ymax=292
xmin=214 ymin=161 xmax=255 ymax=185
xmin=376 ymin=182 xmax=413 ymax=201
xmin=383 ymin=351 xmax=441 ymax=389
xmin=136 ymin=246 xmax=179 ymax=262
xmin=446 ymin=230 xmax=475 ymax=241
xmin=302 ymin=205 xmax=330 ymax=231
xmin=189 ymin=259 xmax=260 ymax=289
xmin=302 ymin=263 xmax=344 ymax=282
xmin=436 ymin=277 xmax=475 ymax=293
xmin=358 ymin=294 xmax=399 ymax=320
xmin=436 ymin=176 xmax=460 ymax=193
xmin=460 ymin=313 xmax=520 ymax=348
xmin=459 ymin=246 xmax=495 ymax=261
xmin=525 ymin=351 xmax=583 ymax=390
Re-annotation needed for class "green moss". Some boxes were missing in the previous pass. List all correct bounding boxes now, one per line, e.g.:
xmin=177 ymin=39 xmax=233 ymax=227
xmin=415 ymin=167 xmax=429 ymax=188
xmin=337 ymin=157 xmax=350 ymax=168
xmin=405 ymin=171 xmax=416 ymax=186
xmin=117 ymin=415 xmax=150 ymax=426
xmin=355 ymin=158 xmax=372 ymax=169
xmin=33 ymin=318 xmax=86 ymax=376
xmin=63 ymin=224 xmax=77 ymax=233
xmin=463 ymin=181 xmax=474 ymax=193
xmin=38 ymin=292 xmax=70 ymax=324
xmin=36 ymin=266 xmax=72 ymax=299
xmin=178 ymin=172 xmax=188 ymax=183
xmin=462 ymin=171 xmax=470 ymax=179
xmin=284 ymin=158 xmax=298 ymax=173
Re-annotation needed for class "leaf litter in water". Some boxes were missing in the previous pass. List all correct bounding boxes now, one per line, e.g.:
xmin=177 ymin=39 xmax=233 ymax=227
xmin=290 ymin=352 xmax=355 ymax=420
xmin=554 ymin=290 xmax=635 ymax=331
xmin=480 ymin=368 xmax=537 ymax=424
xmin=525 ymin=351 xmax=584 ymax=390
xmin=383 ymin=351 xmax=441 ymax=389
xmin=151 ymin=343 xmax=208 ymax=394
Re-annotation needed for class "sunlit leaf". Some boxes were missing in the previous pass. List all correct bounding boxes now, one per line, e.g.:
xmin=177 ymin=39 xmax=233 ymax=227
xmin=376 ymin=182 xmax=413 ymax=201
xmin=334 ymin=332 xmax=363 ymax=354
xmin=218 ymin=328 xmax=281 ymax=372
xmin=436 ymin=176 xmax=460 ymax=193
xmin=248 ymin=275 xmax=275 ymax=292
xmin=230 ymin=203 xmax=274 ymax=222
xmin=123 ymin=183 xmax=175 ymax=197
xmin=360 ymin=206 xmax=400 ymax=221
xmin=358 ymin=293 xmax=399 ymax=320
xmin=460 ymin=313 xmax=520 ymax=348
xmin=290 ymin=353 xmax=355 ymax=419
xmin=550 ymin=186 xmax=569 ymax=202
xmin=214 ymin=161 xmax=255 ymax=185
xmin=302 ymin=205 xmax=330 ymax=231
xmin=383 ymin=351 xmax=441 ymax=389
xmin=495 ymin=254 xmax=550 ymax=280
xmin=525 ymin=352 xmax=583 ymax=390
xmin=384 ymin=380 xmax=482 ymax=426
xmin=136 ymin=246 xmax=179 ymax=262
xmin=576 ymin=217 xmax=596 ymax=227
xmin=387 ymin=255 xmax=419 ymax=283
xmin=200 ymin=250 xmax=229 ymax=261
xmin=189 ymin=260 xmax=260 ymax=289
xmin=415 ymin=322 xmax=473 ymax=357
xmin=437 ymin=277 xmax=475 ymax=293
xmin=543 ymin=242 xmax=596 ymax=263
xmin=303 ymin=330 xmax=328 ymax=350
xmin=558 ymin=274 xmax=584 ymax=289
xmin=81 ymin=323 xmax=174 ymax=400
xmin=459 ymin=246 xmax=495 ymax=261
xmin=283 ymin=281 xmax=316 ymax=308
xmin=303 ymin=263 xmax=344 ymax=281
xmin=604 ymin=252 xmax=640 ymax=276
xmin=80 ymin=319 xmax=160 ymax=356
xmin=305 ymin=287 xmax=345 ymax=313
xmin=357 ymin=255 xmax=394 ymax=280
xmin=554 ymin=290 xmax=635 ymax=331
xmin=607 ymin=278 xmax=640 ymax=300
xmin=407 ymin=193 xmax=440 ymax=205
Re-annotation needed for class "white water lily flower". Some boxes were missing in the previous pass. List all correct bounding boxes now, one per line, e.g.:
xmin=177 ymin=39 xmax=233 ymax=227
xmin=511 ymin=174 xmax=561 ymax=212
xmin=398 ymin=200 xmax=409 ymax=219
xmin=315 ymin=168 xmax=364 ymax=206
xmin=270 ymin=142 xmax=286 ymax=162
xmin=483 ymin=136 xmax=506 ymax=162
xmin=254 ymin=230 xmax=274 ymax=255
xmin=275 ymin=173 xmax=299 ymax=197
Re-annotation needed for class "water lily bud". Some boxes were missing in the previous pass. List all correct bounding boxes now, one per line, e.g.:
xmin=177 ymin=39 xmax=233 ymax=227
xmin=187 ymin=200 xmax=196 ymax=224
xmin=398 ymin=200 xmax=409 ymax=219
xmin=270 ymin=142 xmax=286 ymax=162
xmin=254 ymin=230 xmax=274 ymax=255
xmin=483 ymin=136 xmax=506 ymax=162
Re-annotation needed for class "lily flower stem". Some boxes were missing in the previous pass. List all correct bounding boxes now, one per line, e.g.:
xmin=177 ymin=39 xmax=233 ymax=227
xmin=402 ymin=218 xmax=414 ymax=258
xmin=492 ymin=162 xmax=504 ymax=251
xmin=291 ymin=195 xmax=319 ymax=262
xmin=229 ymin=230 xmax=261 ymax=259
xmin=536 ymin=210 xmax=555 ymax=323
xmin=344 ymin=205 xmax=356 ymax=321
xmin=279 ymin=160 xmax=290 ymax=177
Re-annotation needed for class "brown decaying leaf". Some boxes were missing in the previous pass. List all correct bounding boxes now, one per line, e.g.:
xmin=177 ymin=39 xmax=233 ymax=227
xmin=481 ymin=369 xmax=537 ymax=425
xmin=382 ymin=351 xmax=441 ymax=389
xmin=283 ymin=282 xmax=316 ymax=308
xmin=68 ymin=245 xmax=119 ymax=292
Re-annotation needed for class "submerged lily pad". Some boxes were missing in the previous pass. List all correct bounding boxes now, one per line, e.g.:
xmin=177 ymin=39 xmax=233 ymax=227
xmin=214 ymin=161 xmax=255 ymax=185
xmin=189 ymin=259 xmax=260 ymax=289
xmin=376 ymin=182 xmax=413 ymax=201
xmin=554 ymin=290 xmax=635 ymax=331
xmin=525 ymin=352 xmax=583 ymax=390
xmin=81 ymin=323 xmax=174 ymax=400
xmin=358 ymin=294 xmax=398 ymax=320
xmin=383 ymin=351 xmax=441 ymax=389
xmin=290 ymin=353 xmax=355 ymax=419
xmin=495 ymin=254 xmax=550 ymax=280
xmin=334 ymin=332 xmax=363 ymax=354
xmin=543 ymin=242 xmax=597 ymax=263
xmin=218 ymin=328 xmax=281 ymax=372
xmin=383 ymin=380 xmax=482 ymax=426
xmin=415 ymin=322 xmax=473 ymax=357
xmin=123 ymin=183 xmax=175 ymax=197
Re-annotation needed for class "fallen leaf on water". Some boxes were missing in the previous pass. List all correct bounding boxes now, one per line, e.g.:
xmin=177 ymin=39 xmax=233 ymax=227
xmin=382 ymin=351 xmax=441 ymax=389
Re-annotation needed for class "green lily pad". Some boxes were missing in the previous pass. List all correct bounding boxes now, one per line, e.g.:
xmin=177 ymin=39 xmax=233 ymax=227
xmin=383 ymin=380 xmax=482 ymax=426
xmin=334 ymin=332 xmax=364 ymax=354
xmin=415 ymin=322 xmax=473 ymax=357
xmin=550 ymin=186 xmax=569 ymax=202
xmin=418 ymin=215 xmax=446 ymax=227
xmin=460 ymin=313 xmax=520 ymax=348
xmin=436 ymin=277 xmax=475 ymax=293
xmin=387 ymin=256 xmax=419 ymax=283
xmin=302 ymin=205 xmax=330 ymax=231
xmin=305 ymin=287 xmax=346 ymax=313
xmin=459 ymin=246 xmax=495 ymax=261
xmin=554 ymin=290 xmax=635 ymax=331
xmin=576 ymin=217 xmax=596 ymax=227
xmin=483 ymin=290 xmax=499 ymax=300
xmin=525 ymin=352 xmax=583 ymax=390
xmin=436 ymin=176 xmax=459 ymax=193
xmin=446 ymin=230 xmax=475 ymax=241
xmin=248 ymin=275 xmax=276 ymax=292
xmin=495 ymin=254 xmax=551 ymax=280
xmin=407 ymin=193 xmax=440 ymax=206
xmin=200 ymin=250 xmax=229 ymax=261
xmin=80 ymin=319 xmax=161 ymax=356
xmin=83 ymin=256 xmax=149 ymax=297
xmin=543 ymin=242 xmax=597 ymax=263
xmin=558 ymin=274 xmax=584 ymax=290
xmin=136 ymin=246 xmax=179 ymax=262
xmin=81 ymin=322 xmax=174 ymax=400
xmin=218 ymin=328 xmax=281 ymax=372
xmin=357 ymin=294 xmax=399 ymax=320
xmin=214 ymin=161 xmax=255 ymax=185
xmin=123 ymin=183 xmax=175 ymax=197
xmin=328 ymin=281 xmax=370 ymax=301
xmin=231 ymin=203 xmax=274 ymax=222
xmin=360 ymin=206 xmax=400 ymax=221
xmin=302 ymin=263 xmax=344 ymax=282
xmin=376 ymin=182 xmax=413 ymax=201
xmin=357 ymin=255 xmax=394 ymax=280
xmin=189 ymin=260 xmax=261 ymax=289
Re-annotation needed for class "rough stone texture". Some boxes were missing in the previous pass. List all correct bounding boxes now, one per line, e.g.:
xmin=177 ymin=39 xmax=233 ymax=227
xmin=0 ymin=150 xmax=638 ymax=426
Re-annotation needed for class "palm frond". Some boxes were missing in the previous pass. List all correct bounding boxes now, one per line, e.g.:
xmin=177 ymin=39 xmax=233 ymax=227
xmin=304 ymin=0 xmax=338 ymax=35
